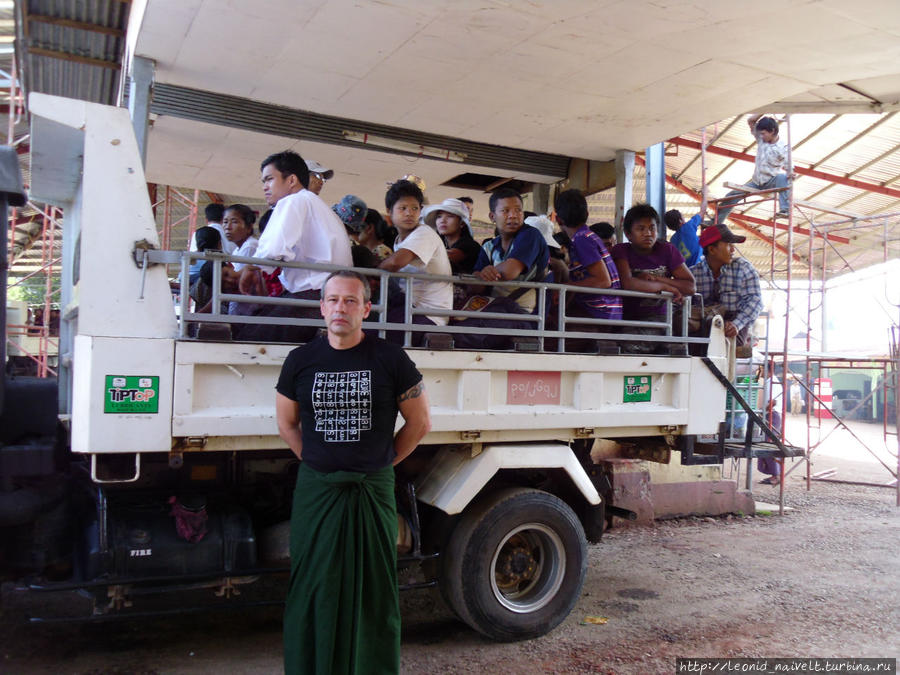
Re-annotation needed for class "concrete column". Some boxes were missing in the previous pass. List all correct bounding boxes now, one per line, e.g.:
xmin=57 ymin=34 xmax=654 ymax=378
xmin=645 ymin=142 xmax=666 ymax=240
xmin=614 ymin=150 xmax=634 ymax=244
xmin=128 ymin=56 xmax=154 ymax=169
xmin=532 ymin=183 xmax=550 ymax=215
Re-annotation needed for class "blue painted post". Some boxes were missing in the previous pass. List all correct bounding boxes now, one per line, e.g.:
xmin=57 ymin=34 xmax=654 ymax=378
xmin=645 ymin=142 xmax=666 ymax=240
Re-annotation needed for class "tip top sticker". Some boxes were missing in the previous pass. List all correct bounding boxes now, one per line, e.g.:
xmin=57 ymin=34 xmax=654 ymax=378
xmin=104 ymin=375 xmax=160 ymax=414
xmin=623 ymin=375 xmax=652 ymax=403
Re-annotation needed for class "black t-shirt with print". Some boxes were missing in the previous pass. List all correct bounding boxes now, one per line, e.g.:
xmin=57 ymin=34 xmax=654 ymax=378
xmin=276 ymin=335 xmax=423 ymax=473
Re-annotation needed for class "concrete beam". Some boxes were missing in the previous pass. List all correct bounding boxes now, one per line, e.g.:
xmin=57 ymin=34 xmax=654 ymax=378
xmin=128 ymin=56 xmax=154 ymax=169
xmin=566 ymin=158 xmax=616 ymax=196
xmin=645 ymin=142 xmax=666 ymax=240
xmin=531 ymin=183 xmax=550 ymax=215
xmin=614 ymin=150 xmax=634 ymax=243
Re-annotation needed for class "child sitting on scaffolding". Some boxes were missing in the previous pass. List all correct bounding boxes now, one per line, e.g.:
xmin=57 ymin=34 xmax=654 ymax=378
xmin=714 ymin=114 xmax=791 ymax=225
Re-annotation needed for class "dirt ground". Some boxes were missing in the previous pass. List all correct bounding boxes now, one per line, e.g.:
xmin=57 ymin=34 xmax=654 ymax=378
xmin=2 ymin=421 xmax=898 ymax=674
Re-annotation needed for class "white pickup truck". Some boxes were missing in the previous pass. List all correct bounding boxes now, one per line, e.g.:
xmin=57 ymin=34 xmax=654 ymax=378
xmin=0 ymin=94 xmax=774 ymax=641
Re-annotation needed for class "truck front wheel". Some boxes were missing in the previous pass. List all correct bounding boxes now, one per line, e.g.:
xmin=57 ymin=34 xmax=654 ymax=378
xmin=440 ymin=487 xmax=587 ymax=641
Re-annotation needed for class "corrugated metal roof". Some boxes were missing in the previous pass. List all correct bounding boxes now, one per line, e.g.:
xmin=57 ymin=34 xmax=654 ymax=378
xmin=0 ymin=5 xmax=25 ymax=142
xmin=26 ymin=54 xmax=120 ymax=101
xmin=20 ymin=0 xmax=129 ymax=105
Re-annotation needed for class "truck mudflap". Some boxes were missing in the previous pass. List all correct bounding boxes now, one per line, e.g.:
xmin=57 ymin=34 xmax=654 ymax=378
xmin=414 ymin=443 xmax=601 ymax=515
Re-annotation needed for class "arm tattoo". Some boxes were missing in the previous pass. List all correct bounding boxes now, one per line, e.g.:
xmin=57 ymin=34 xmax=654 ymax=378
xmin=398 ymin=380 xmax=424 ymax=403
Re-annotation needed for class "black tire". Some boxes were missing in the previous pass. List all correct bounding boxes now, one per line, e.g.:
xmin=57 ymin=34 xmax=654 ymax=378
xmin=439 ymin=487 xmax=587 ymax=642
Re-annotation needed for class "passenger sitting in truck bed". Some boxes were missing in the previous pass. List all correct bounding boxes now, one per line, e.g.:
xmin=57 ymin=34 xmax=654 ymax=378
xmin=257 ymin=208 xmax=272 ymax=235
xmin=189 ymin=226 xmax=222 ymax=285
xmin=190 ymin=203 xmax=236 ymax=255
xmin=555 ymin=189 xmax=622 ymax=326
xmin=518 ymin=214 xmax=568 ymax=349
xmin=425 ymin=197 xmax=481 ymax=275
xmin=611 ymin=203 xmax=695 ymax=351
xmin=689 ymin=224 xmax=762 ymax=348
xmin=235 ymin=150 xmax=352 ymax=343
xmin=552 ymin=231 xmax=571 ymax=264
xmin=378 ymin=180 xmax=453 ymax=343
xmin=664 ymin=208 xmax=703 ymax=267
xmin=193 ymin=257 xmax=239 ymax=316
xmin=590 ymin=221 xmax=616 ymax=249
xmin=221 ymin=204 xmax=259 ymax=315
xmin=350 ymin=208 xmax=394 ymax=264
xmin=472 ymin=188 xmax=549 ymax=313
xmin=525 ymin=214 xmax=568 ymax=284
xmin=447 ymin=190 xmax=549 ymax=350
xmin=332 ymin=193 xmax=368 ymax=237
xmin=330 ymin=193 xmax=380 ymax=295
xmin=222 ymin=204 xmax=259 ymax=269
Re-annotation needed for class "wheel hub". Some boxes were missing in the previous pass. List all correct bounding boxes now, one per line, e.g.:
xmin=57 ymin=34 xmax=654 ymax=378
xmin=489 ymin=522 xmax=568 ymax=614
xmin=495 ymin=541 xmax=537 ymax=589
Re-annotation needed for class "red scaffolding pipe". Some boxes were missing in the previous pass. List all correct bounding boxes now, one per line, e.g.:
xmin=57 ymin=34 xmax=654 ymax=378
xmin=666 ymin=136 xmax=900 ymax=201
xmin=732 ymin=212 xmax=849 ymax=245
xmin=154 ymin=185 xmax=200 ymax=251
xmin=636 ymin=155 xmax=803 ymax=263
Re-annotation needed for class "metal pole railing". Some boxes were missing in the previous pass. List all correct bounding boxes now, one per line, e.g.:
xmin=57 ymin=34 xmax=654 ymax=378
xmin=158 ymin=249 xmax=717 ymax=351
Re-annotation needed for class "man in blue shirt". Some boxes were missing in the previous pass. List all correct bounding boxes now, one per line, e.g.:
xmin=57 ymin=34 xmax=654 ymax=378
xmin=664 ymin=209 xmax=703 ymax=267
xmin=474 ymin=187 xmax=549 ymax=313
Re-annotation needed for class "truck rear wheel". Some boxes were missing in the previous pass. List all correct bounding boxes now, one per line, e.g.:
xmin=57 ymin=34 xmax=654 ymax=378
xmin=440 ymin=487 xmax=587 ymax=641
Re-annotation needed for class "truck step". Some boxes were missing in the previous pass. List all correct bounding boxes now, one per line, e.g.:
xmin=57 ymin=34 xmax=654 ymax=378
xmin=722 ymin=441 xmax=805 ymax=459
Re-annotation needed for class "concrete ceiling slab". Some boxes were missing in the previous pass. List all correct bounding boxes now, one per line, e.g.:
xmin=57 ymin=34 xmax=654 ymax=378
xmin=127 ymin=0 xmax=900 ymax=200
xmin=144 ymin=115 xmax=556 ymax=219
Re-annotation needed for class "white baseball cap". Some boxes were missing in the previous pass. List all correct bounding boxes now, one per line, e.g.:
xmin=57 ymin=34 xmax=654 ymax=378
xmin=305 ymin=159 xmax=334 ymax=180
xmin=422 ymin=198 xmax=471 ymax=228
xmin=525 ymin=214 xmax=561 ymax=248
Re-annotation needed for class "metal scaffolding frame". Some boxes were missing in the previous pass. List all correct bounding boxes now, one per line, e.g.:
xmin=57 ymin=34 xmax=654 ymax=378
xmin=5 ymin=202 xmax=60 ymax=378
xmin=771 ymin=354 xmax=898 ymax=499
xmin=5 ymin=185 xmax=202 ymax=380
xmin=691 ymin=114 xmax=900 ymax=506
xmin=152 ymin=185 xmax=201 ymax=252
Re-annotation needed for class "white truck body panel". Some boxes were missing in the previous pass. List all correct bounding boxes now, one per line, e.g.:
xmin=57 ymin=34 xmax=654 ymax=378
xmin=164 ymin=345 xmax=727 ymax=453
xmin=71 ymin=335 xmax=175 ymax=454
xmin=29 ymin=93 xmax=177 ymax=341
xmin=415 ymin=443 xmax=602 ymax=514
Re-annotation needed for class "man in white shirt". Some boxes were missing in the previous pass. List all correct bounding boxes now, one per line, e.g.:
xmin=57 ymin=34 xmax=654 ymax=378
xmin=235 ymin=151 xmax=352 ymax=342
xmin=378 ymin=180 xmax=452 ymax=343
xmin=189 ymin=203 xmax=237 ymax=255
xmin=305 ymin=159 xmax=333 ymax=196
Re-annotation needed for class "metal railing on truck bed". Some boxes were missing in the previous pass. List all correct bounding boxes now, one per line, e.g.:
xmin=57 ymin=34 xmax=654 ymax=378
xmin=139 ymin=247 xmax=711 ymax=354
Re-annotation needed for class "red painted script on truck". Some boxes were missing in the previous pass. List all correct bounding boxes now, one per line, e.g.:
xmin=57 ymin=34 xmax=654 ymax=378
xmin=507 ymin=371 xmax=561 ymax=405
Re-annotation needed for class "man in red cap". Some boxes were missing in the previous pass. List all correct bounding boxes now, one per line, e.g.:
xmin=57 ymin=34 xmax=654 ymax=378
xmin=690 ymin=225 xmax=763 ymax=347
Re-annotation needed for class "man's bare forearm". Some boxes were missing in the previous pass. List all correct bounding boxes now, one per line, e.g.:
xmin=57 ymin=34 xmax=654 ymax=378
xmin=275 ymin=393 xmax=304 ymax=461
xmin=278 ymin=426 xmax=303 ymax=461
xmin=393 ymin=419 xmax=430 ymax=465
xmin=394 ymin=381 xmax=431 ymax=465
xmin=667 ymin=277 xmax=696 ymax=296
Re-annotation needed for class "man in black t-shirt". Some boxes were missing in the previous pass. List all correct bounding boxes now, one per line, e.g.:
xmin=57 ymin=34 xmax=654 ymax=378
xmin=276 ymin=270 xmax=430 ymax=675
